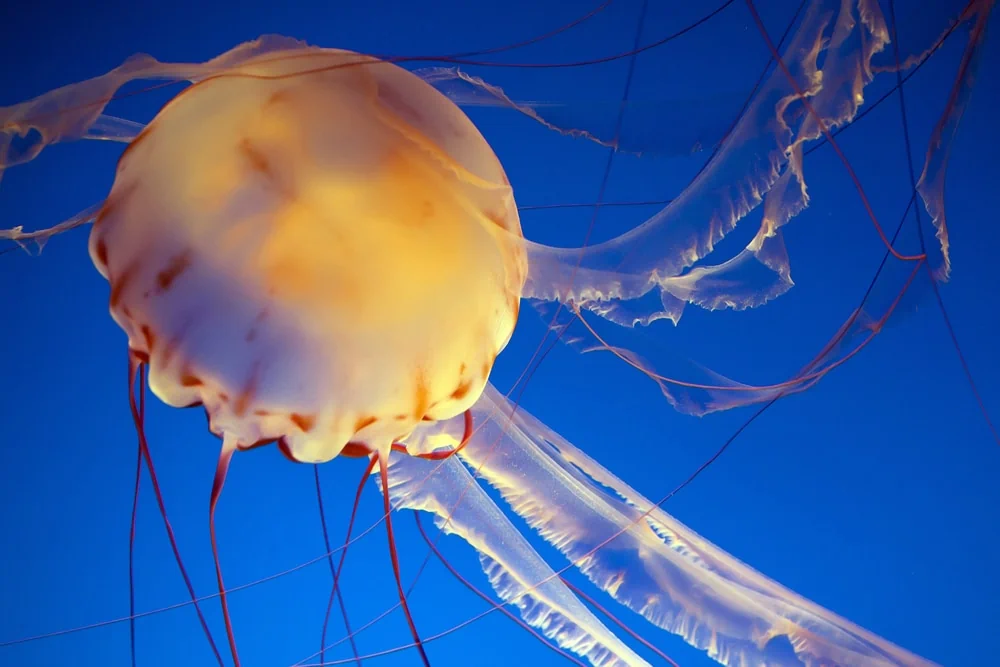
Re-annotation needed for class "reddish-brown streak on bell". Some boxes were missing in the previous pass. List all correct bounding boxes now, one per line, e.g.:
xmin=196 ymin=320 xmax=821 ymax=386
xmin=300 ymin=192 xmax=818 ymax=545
xmin=156 ymin=250 xmax=193 ymax=291
xmin=140 ymin=324 xmax=156 ymax=351
xmin=239 ymin=138 xmax=274 ymax=179
xmin=95 ymin=239 xmax=109 ymax=267
xmin=109 ymin=262 xmax=138 ymax=308
xmin=291 ymin=413 xmax=316 ymax=432
xmin=233 ymin=365 xmax=260 ymax=417
xmin=354 ymin=415 xmax=377 ymax=432
xmin=414 ymin=372 xmax=429 ymax=419
xmin=481 ymin=361 xmax=491 ymax=380
xmin=394 ymin=414 xmax=408 ymax=421
xmin=265 ymin=89 xmax=293 ymax=108
xmin=451 ymin=379 xmax=472 ymax=401
xmin=239 ymin=437 xmax=277 ymax=452
xmin=341 ymin=443 xmax=372 ymax=458
xmin=245 ymin=308 xmax=270 ymax=343
xmin=180 ymin=372 xmax=202 ymax=387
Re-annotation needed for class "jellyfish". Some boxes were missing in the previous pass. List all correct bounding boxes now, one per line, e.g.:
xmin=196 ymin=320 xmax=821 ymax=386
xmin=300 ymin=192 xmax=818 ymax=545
xmin=0 ymin=0 xmax=995 ymax=666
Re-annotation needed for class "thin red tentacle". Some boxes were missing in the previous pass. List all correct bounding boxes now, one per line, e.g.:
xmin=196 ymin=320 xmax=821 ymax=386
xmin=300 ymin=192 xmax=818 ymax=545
xmin=744 ymin=0 xmax=924 ymax=263
xmin=127 ymin=360 xmax=145 ymax=667
xmin=127 ymin=356 xmax=224 ymax=667
xmin=414 ymin=411 xmax=473 ymax=461
xmin=321 ymin=455 xmax=378 ymax=664
xmin=314 ymin=465 xmax=363 ymax=666
xmin=209 ymin=439 xmax=241 ymax=667
xmin=413 ymin=513 xmax=587 ymax=667
xmin=377 ymin=452 xmax=430 ymax=667
xmin=923 ymin=264 xmax=1000 ymax=446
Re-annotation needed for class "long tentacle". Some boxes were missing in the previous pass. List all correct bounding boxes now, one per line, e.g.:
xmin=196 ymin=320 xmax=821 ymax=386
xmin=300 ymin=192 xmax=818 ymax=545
xmin=209 ymin=436 xmax=241 ymax=667
xmin=127 ymin=355 xmax=224 ymax=666
xmin=127 ymin=361 xmax=145 ymax=667
xmin=320 ymin=456 xmax=377 ymax=665
xmin=314 ymin=465 xmax=362 ymax=665
xmin=413 ymin=513 xmax=588 ymax=667
xmin=377 ymin=451 xmax=431 ymax=667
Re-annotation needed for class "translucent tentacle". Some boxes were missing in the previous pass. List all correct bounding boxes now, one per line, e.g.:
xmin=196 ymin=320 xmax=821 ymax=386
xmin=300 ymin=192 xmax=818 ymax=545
xmin=0 ymin=202 xmax=103 ymax=254
xmin=86 ymin=114 xmax=146 ymax=143
xmin=425 ymin=0 xmax=985 ymax=330
xmin=0 ymin=35 xmax=312 ymax=248
xmin=407 ymin=385 xmax=938 ymax=667
xmin=915 ymin=0 xmax=995 ymax=281
xmin=418 ymin=66 xmax=740 ymax=158
xmin=379 ymin=449 xmax=651 ymax=667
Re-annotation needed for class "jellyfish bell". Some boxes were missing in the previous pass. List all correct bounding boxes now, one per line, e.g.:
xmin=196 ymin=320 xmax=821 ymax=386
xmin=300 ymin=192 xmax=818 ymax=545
xmin=88 ymin=47 xmax=527 ymax=464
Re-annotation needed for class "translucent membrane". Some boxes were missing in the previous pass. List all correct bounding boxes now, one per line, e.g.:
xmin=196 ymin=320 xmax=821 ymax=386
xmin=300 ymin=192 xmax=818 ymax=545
xmin=391 ymin=385 xmax=939 ymax=666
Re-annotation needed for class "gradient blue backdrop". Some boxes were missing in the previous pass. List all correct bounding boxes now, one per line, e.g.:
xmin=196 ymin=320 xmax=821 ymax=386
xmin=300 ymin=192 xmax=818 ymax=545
xmin=1 ymin=1 xmax=998 ymax=666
